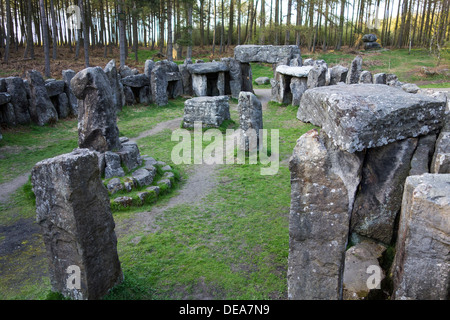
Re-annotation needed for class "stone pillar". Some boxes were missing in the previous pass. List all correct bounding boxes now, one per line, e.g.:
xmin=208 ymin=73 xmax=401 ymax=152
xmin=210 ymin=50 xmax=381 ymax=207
xmin=238 ymin=92 xmax=263 ymax=151
xmin=31 ymin=149 xmax=123 ymax=300
xmin=288 ymin=129 xmax=364 ymax=300
xmin=27 ymin=70 xmax=59 ymax=126
xmin=5 ymin=76 xmax=31 ymax=125
xmin=392 ymin=174 xmax=450 ymax=300
xmin=104 ymin=60 xmax=124 ymax=113
xmin=217 ymin=72 xmax=226 ymax=96
xmin=290 ymin=77 xmax=308 ymax=106
xmin=346 ymin=55 xmax=363 ymax=84
xmin=71 ymin=67 xmax=121 ymax=152
xmin=192 ymin=74 xmax=207 ymax=97
xmin=62 ymin=69 xmax=78 ymax=116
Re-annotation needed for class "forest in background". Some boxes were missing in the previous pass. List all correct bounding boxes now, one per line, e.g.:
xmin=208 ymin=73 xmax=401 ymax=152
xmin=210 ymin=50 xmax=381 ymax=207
xmin=0 ymin=0 xmax=448 ymax=77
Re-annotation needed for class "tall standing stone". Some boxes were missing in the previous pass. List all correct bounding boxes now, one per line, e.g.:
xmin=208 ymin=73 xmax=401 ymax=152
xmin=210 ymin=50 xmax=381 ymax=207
xmin=104 ymin=60 xmax=124 ymax=112
xmin=62 ymin=69 xmax=78 ymax=116
xmin=31 ymin=148 xmax=123 ymax=300
xmin=391 ymin=174 xmax=450 ymax=300
xmin=151 ymin=61 xmax=169 ymax=106
xmin=238 ymin=92 xmax=263 ymax=151
xmin=288 ymin=129 xmax=364 ymax=300
xmin=5 ymin=76 xmax=31 ymax=125
xmin=71 ymin=67 xmax=121 ymax=152
xmin=26 ymin=70 xmax=59 ymax=126
xmin=346 ymin=55 xmax=363 ymax=84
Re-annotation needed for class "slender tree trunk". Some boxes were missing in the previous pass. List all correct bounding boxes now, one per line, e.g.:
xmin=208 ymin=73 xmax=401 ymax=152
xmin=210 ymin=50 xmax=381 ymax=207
xmin=295 ymin=0 xmax=302 ymax=47
xmin=213 ymin=0 xmax=217 ymax=54
xmin=118 ymin=0 xmax=126 ymax=67
xmin=167 ymin=0 xmax=173 ymax=60
xmin=228 ymin=0 xmax=234 ymax=47
xmin=285 ymin=0 xmax=292 ymax=44
xmin=40 ymin=0 xmax=51 ymax=76
xmin=4 ymin=0 xmax=11 ymax=63
xmin=237 ymin=0 xmax=241 ymax=44
xmin=187 ymin=1 xmax=193 ymax=59
xmin=25 ymin=0 xmax=35 ymax=58
xmin=50 ymin=0 xmax=58 ymax=59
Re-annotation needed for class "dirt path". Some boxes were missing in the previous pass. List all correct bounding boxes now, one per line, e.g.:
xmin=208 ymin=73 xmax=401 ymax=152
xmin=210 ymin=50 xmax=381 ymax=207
xmin=129 ymin=117 xmax=183 ymax=142
xmin=0 ymin=173 xmax=30 ymax=204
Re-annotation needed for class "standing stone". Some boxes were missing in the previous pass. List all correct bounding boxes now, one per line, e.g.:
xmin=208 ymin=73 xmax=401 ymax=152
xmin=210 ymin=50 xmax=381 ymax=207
xmin=0 ymin=102 xmax=16 ymax=126
xmin=55 ymin=93 xmax=70 ymax=119
xmin=144 ymin=59 xmax=155 ymax=79
xmin=409 ymin=132 xmax=437 ymax=176
xmin=31 ymin=149 xmax=123 ymax=300
xmin=290 ymin=77 xmax=308 ymax=106
xmin=307 ymin=65 xmax=327 ymax=89
xmin=117 ymin=141 xmax=142 ymax=172
xmin=392 ymin=174 xmax=450 ymax=300
xmin=26 ymin=70 xmax=59 ymax=126
xmin=151 ymin=62 xmax=169 ymax=106
xmin=192 ymin=74 xmax=208 ymax=97
xmin=5 ymin=76 xmax=31 ymax=125
xmin=71 ymin=67 xmax=121 ymax=152
xmin=238 ymin=92 xmax=263 ymax=151
xmin=351 ymin=138 xmax=418 ymax=244
xmin=373 ymin=73 xmax=387 ymax=84
xmin=62 ymin=69 xmax=78 ymax=116
xmin=240 ymin=63 xmax=253 ymax=92
xmin=221 ymin=57 xmax=243 ymax=99
xmin=359 ymin=70 xmax=373 ymax=84
xmin=288 ymin=129 xmax=364 ymax=300
xmin=104 ymin=151 xmax=125 ymax=179
xmin=346 ymin=55 xmax=363 ymax=84
xmin=329 ymin=65 xmax=349 ymax=85
xmin=123 ymin=85 xmax=136 ymax=105
xmin=139 ymin=86 xmax=151 ymax=105
xmin=45 ymin=80 xmax=65 ymax=97
xmin=104 ymin=60 xmax=124 ymax=112
xmin=430 ymin=131 xmax=450 ymax=173
xmin=179 ymin=59 xmax=193 ymax=96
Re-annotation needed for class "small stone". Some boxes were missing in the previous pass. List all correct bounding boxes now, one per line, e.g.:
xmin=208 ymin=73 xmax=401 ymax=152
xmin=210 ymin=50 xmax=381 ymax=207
xmin=123 ymin=177 xmax=135 ymax=192
xmin=161 ymin=165 xmax=172 ymax=172
xmin=132 ymin=168 xmax=154 ymax=187
xmin=107 ymin=178 xmax=124 ymax=194
xmin=146 ymin=186 xmax=160 ymax=195
xmin=157 ymin=178 xmax=172 ymax=188
xmin=114 ymin=196 xmax=133 ymax=207
xmin=255 ymin=76 xmax=270 ymax=85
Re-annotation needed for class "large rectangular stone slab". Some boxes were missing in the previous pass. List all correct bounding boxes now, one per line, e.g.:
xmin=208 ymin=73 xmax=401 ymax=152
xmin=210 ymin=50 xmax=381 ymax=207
xmin=182 ymin=96 xmax=230 ymax=128
xmin=234 ymin=45 xmax=301 ymax=64
xmin=275 ymin=65 xmax=313 ymax=78
xmin=297 ymin=84 xmax=446 ymax=153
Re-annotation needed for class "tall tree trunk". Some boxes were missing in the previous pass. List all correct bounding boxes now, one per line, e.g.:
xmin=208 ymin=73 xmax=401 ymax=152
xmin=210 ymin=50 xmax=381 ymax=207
xmin=118 ymin=0 xmax=126 ymax=67
xmin=187 ymin=1 xmax=193 ymax=59
xmin=295 ymin=0 xmax=302 ymax=47
xmin=237 ymin=0 xmax=241 ymax=44
xmin=40 ymin=0 xmax=51 ymax=76
xmin=213 ymin=0 xmax=217 ymax=54
xmin=132 ymin=1 xmax=138 ymax=61
xmin=228 ymin=0 xmax=234 ymax=47
xmin=79 ymin=0 xmax=89 ymax=67
xmin=159 ymin=0 xmax=164 ymax=54
xmin=4 ymin=0 xmax=11 ymax=63
xmin=167 ymin=0 xmax=173 ymax=60
xmin=50 ymin=0 xmax=58 ymax=59
xmin=25 ymin=0 xmax=35 ymax=58
xmin=285 ymin=0 xmax=292 ymax=44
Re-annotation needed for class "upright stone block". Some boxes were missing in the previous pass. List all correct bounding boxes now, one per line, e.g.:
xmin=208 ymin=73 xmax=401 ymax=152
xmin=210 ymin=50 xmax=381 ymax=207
xmin=31 ymin=149 xmax=123 ymax=300
xmin=238 ymin=92 xmax=263 ymax=151
xmin=392 ymin=174 xmax=450 ymax=300
xmin=104 ymin=60 xmax=125 ymax=112
xmin=288 ymin=129 xmax=364 ymax=300
xmin=346 ymin=55 xmax=363 ymax=84
xmin=5 ymin=76 xmax=31 ymax=125
xmin=71 ymin=67 xmax=121 ymax=152
xmin=26 ymin=70 xmax=59 ymax=126
xmin=182 ymin=96 xmax=230 ymax=128
xmin=62 ymin=69 xmax=78 ymax=116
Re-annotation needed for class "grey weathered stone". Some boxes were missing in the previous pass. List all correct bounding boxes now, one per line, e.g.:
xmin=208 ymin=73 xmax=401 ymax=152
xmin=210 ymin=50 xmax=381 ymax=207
xmin=373 ymin=73 xmax=387 ymax=84
xmin=179 ymin=60 xmax=193 ymax=96
xmin=364 ymin=42 xmax=382 ymax=50
xmin=157 ymin=178 xmax=172 ymax=189
xmin=161 ymin=165 xmax=172 ymax=172
xmin=144 ymin=59 xmax=155 ymax=79
xmin=138 ymin=86 xmax=151 ymax=105
xmin=346 ymin=55 xmax=363 ymax=84
xmin=255 ymin=77 xmax=270 ymax=85
xmin=234 ymin=45 xmax=301 ymax=64
xmin=151 ymin=61 xmax=169 ymax=106
xmin=146 ymin=185 xmax=160 ymax=195
xmin=401 ymin=83 xmax=420 ymax=94
xmin=343 ymin=240 xmax=386 ymax=300
xmin=359 ymin=70 xmax=373 ymax=84
xmin=275 ymin=65 xmax=313 ymax=78
xmin=119 ymin=65 xmax=139 ymax=78
xmin=238 ymin=91 xmax=263 ymax=151
xmin=104 ymin=151 xmax=125 ymax=179
xmin=5 ymin=76 xmax=31 ymax=125
xmin=71 ymin=67 xmax=121 ymax=152
xmin=362 ymin=33 xmax=377 ymax=42
xmin=31 ymin=148 xmax=123 ymax=300
xmin=392 ymin=173 xmax=450 ymax=300
xmin=54 ymin=93 xmax=70 ymax=118
xmin=62 ymin=69 xmax=78 ymax=115
xmin=114 ymin=196 xmax=133 ymax=207
xmin=123 ymin=85 xmax=136 ymax=105
xmin=0 ymin=102 xmax=16 ymax=126
xmin=182 ymin=96 xmax=230 ymax=128
xmin=107 ymin=177 xmax=124 ymax=194
xmin=45 ymin=80 xmax=65 ymax=97
xmin=297 ymin=84 xmax=446 ymax=153
xmin=26 ymin=70 xmax=59 ymax=126
xmin=430 ymin=131 xmax=450 ymax=173
xmin=221 ymin=57 xmax=243 ymax=99
xmin=0 ymin=92 xmax=11 ymax=105
xmin=288 ymin=129 xmax=363 ymax=300
xmin=307 ymin=65 xmax=327 ymax=89
xmin=350 ymin=138 xmax=418 ymax=244
xmin=132 ymin=168 xmax=154 ymax=187
xmin=0 ymin=78 xmax=6 ymax=92
xmin=187 ymin=61 xmax=229 ymax=74
xmin=117 ymin=141 xmax=142 ymax=172
xmin=121 ymin=74 xmax=149 ymax=88
xmin=409 ymin=132 xmax=437 ymax=175
xmin=329 ymin=65 xmax=349 ymax=85
xmin=123 ymin=178 xmax=135 ymax=192
xmin=104 ymin=60 xmax=124 ymax=112
xmin=302 ymin=58 xmax=314 ymax=66
xmin=192 ymin=74 xmax=207 ymax=97
xmin=240 ymin=63 xmax=253 ymax=93
xmin=290 ymin=77 xmax=308 ymax=106
xmin=143 ymin=156 xmax=157 ymax=166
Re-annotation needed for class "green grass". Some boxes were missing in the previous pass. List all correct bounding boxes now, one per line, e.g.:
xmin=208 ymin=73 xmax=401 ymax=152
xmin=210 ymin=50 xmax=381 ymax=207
xmin=303 ymin=48 xmax=450 ymax=86
xmin=251 ymin=62 xmax=274 ymax=89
